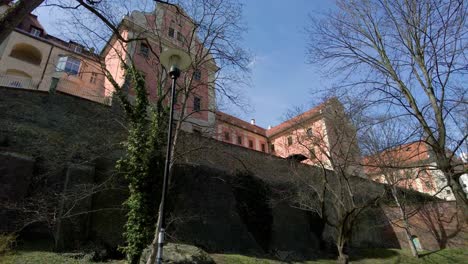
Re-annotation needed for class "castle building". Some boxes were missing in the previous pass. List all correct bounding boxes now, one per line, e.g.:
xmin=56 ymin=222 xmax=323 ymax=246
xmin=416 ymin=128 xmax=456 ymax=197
xmin=1 ymin=2 xmax=461 ymax=199
xmin=0 ymin=8 xmax=107 ymax=104
xmin=363 ymin=141 xmax=459 ymax=200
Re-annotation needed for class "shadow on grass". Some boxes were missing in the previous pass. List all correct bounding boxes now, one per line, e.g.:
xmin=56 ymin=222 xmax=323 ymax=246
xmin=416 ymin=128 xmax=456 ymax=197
xmin=348 ymin=248 xmax=400 ymax=261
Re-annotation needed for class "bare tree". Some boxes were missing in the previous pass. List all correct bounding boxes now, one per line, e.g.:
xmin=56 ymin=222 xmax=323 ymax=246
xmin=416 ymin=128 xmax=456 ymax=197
xmin=275 ymin=100 xmax=383 ymax=264
xmin=361 ymin=119 xmax=423 ymax=257
xmin=307 ymin=0 xmax=468 ymax=216
xmin=0 ymin=0 xmax=44 ymax=42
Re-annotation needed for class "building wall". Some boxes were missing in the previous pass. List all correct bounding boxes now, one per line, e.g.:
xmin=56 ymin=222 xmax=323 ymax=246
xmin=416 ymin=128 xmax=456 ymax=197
xmin=102 ymin=4 xmax=217 ymax=133
xmin=216 ymin=120 xmax=269 ymax=153
xmin=0 ymin=30 xmax=107 ymax=104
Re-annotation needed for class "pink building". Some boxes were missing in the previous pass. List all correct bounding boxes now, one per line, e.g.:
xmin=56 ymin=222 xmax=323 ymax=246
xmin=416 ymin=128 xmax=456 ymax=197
xmin=215 ymin=98 xmax=361 ymax=175
xmin=102 ymin=4 xmax=217 ymax=132
xmin=363 ymin=141 xmax=456 ymax=200
xmin=0 ymin=3 xmax=361 ymax=175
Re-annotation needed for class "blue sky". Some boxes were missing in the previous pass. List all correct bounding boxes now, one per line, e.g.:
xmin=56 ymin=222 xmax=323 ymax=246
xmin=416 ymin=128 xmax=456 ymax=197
xmin=239 ymin=0 xmax=335 ymax=127
xmin=35 ymin=0 xmax=336 ymax=128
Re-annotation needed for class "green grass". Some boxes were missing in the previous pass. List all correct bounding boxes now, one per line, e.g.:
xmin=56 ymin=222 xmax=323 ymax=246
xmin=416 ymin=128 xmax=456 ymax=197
xmin=212 ymin=248 xmax=468 ymax=264
xmin=0 ymin=248 xmax=466 ymax=264
xmin=0 ymin=251 xmax=126 ymax=264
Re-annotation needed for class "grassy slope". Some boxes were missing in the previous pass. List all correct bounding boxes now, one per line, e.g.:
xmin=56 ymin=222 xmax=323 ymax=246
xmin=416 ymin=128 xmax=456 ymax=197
xmin=0 ymin=248 xmax=466 ymax=264
xmin=211 ymin=248 xmax=468 ymax=264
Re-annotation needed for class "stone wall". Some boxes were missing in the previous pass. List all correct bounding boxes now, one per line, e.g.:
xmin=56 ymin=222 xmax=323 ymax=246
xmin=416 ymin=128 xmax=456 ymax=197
xmin=0 ymin=87 xmax=465 ymax=256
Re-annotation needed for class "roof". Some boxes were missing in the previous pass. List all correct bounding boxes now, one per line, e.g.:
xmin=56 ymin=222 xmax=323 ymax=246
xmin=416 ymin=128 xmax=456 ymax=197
xmin=216 ymin=111 xmax=267 ymax=136
xmin=265 ymin=102 xmax=326 ymax=137
xmin=15 ymin=14 xmax=99 ymax=60
xmin=362 ymin=141 xmax=431 ymax=175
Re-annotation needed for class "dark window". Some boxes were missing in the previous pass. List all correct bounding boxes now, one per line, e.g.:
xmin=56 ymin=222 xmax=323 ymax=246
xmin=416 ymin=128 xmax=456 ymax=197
xmin=194 ymin=69 xmax=201 ymax=81
xmin=287 ymin=136 xmax=293 ymax=146
xmin=261 ymin=144 xmax=265 ymax=152
xmin=193 ymin=128 xmax=202 ymax=135
xmin=446 ymin=189 xmax=451 ymax=194
xmin=237 ymin=136 xmax=242 ymax=145
xmin=249 ymin=140 xmax=254 ymax=149
xmin=306 ymin=128 xmax=313 ymax=137
xmin=168 ymin=27 xmax=175 ymax=38
xmin=271 ymin=144 xmax=275 ymax=152
xmin=193 ymin=97 xmax=201 ymax=112
xmin=310 ymin=148 xmax=316 ymax=158
xmin=224 ymin=132 xmax=230 ymax=141
xmin=90 ymin=72 xmax=98 ymax=84
xmin=177 ymin=31 xmax=183 ymax=42
xmin=140 ymin=43 xmax=149 ymax=57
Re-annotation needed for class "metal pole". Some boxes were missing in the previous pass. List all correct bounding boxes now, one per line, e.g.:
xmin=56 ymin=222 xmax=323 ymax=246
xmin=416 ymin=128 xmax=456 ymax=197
xmin=156 ymin=66 xmax=180 ymax=264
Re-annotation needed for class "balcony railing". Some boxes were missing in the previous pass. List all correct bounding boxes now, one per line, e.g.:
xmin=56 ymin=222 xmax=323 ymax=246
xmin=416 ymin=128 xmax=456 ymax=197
xmin=0 ymin=75 xmax=37 ymax=89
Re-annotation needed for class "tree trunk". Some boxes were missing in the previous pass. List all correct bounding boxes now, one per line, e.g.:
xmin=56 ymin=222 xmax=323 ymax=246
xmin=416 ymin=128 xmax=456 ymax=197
xmin=448 ymin=178 xmax=468 ymax=220
xmin=145 ymin=204 xmax=163 ymax=264
xmin=391 ymin=187 xmax=419 ymax=257
xmin=0 ymin=0 xmax=44 ymax=41
xmin=336 ymin=231 xmax=349 ymax=264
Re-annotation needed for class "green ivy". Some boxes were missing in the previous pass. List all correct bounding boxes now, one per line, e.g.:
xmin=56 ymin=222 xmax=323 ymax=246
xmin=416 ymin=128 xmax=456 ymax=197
xmin=113 ymin=65 xmax=168 ymax=264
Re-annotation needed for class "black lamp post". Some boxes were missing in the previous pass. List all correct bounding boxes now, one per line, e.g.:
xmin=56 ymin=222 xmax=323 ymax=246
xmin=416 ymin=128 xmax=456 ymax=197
xmin=156 ymin=48 xmax=191 ymax=264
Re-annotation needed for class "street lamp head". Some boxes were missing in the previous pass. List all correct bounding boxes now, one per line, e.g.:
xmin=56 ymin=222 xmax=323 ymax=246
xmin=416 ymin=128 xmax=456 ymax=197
xmin=160 ymin=48 xmax=191 ymax=79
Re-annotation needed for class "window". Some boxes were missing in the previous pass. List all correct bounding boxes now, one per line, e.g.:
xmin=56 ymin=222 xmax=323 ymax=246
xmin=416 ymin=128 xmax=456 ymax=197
xmin=249 ymin=140 xmax=254 ymax=149
xmin=56 ymin=56 xmax=81 ymax=75
xmin=261 ymin=144 xmax=265 ymax=152
xmin=271 ymin=144 xmax=275 ymax=152
xmin=224 ymin=132 xmax=230 ymax=141
xmin=287 ymin=136 xmax=293 ymax=146
xmin=140 ymin=43 xmax=149 ymax=57
xmin=310 ymin=148 xmax=316 ymax=158
xmin=30 ymin=27 xmax=42 ymax=37
xmin=446 ymin=189 xmax=451 ymax=194
xmin=193 ymin=127 xmax=202 ymax=136
xmin=237 ymin=136 xmax=242 ymax=145
xmin=69 ymin=43 xmax=83 ymax=53
xmin=90 ymin=72 xmax=98 ymax=84
xmin=168 ymin=27 xmax=175 ymax=38
xmin=177 ymin=31 xmax=183 ymax=42
xmin=306 ymin=128 xmax=313 ymax=137
xmin=194 ymin=69 xmax=201 ymax=81
xmin=193 ymin=96 xmax=201 ymax=112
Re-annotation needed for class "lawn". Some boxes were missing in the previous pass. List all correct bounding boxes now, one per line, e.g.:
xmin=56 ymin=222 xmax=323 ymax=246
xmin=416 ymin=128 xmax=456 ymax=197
xmin=211 ymin=248 xmax=468 ymax=264
xmin=0 ymin=248 xmax=466 ymax=263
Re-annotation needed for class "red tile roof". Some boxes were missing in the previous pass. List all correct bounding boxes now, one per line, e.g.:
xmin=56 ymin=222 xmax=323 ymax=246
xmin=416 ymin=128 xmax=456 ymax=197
xmin=265 ymin=102 xmax=326 ymax=137
xmin=216 ymin=111 xmax=267 ymax=136
xmin=362 ymin=141 xmax=431 ymax=175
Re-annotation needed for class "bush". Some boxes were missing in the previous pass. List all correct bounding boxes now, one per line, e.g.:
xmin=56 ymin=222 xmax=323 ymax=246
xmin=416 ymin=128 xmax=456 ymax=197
xmin=0 ymin=234 xmax=17 ymax=254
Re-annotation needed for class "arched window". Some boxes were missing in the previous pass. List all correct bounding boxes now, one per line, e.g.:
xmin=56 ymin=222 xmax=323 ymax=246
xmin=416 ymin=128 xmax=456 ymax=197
xmin=9 ymin=43 xmax=42 ymax=65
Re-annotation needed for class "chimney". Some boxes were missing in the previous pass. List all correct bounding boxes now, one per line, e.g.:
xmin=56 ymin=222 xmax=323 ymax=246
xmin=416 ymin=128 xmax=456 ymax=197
xmin=267 ymin=125 xmax=272 ymax=130
xmin=250 ymin=119 xmax=255 ymax=125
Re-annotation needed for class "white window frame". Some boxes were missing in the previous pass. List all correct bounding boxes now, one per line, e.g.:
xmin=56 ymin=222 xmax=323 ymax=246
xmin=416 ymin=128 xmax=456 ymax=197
xmin=56 ymin=56 xmax=81 ymax=75
xmin=30 ymin=27 xmax=41 ymax=37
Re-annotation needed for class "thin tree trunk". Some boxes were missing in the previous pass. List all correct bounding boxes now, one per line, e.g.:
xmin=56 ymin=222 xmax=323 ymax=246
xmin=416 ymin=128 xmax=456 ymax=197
xmin=336 ymin=228 xmax=349 ymax=264
xmin=0 ymin=0 xmax=44 ymax=42
xmin=391 ymin=187 xmax=419 ymax=257
xmin=145 ymin=208 xmax=162 ymax=264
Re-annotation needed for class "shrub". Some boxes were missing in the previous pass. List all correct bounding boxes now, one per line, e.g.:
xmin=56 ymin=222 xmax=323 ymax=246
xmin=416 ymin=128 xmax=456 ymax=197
xmin=0 ymin=234 xmax=17 ymax=254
